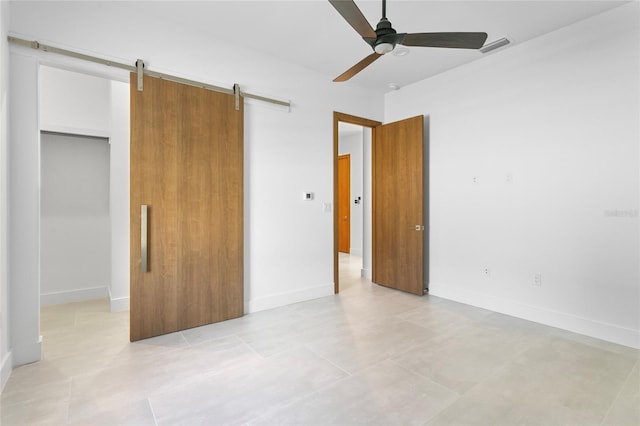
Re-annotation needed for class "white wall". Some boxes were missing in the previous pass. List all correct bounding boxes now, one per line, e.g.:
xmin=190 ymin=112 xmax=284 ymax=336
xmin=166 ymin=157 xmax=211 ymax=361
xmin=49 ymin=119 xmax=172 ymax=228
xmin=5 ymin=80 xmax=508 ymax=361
xmin=40 ymin=66 xmax=110 ymax=136
xmin=7 ymin=0 xmax=383 ymax=365
xmin=338 ymin=128 xmax=364 ymax=255
xmin=39 ymin=132 xmax=110 ymax=305
xmin=0 ymin=0 xmax=12 ymax=391
xmin=385 ymin=3 xmax=640 ymax=348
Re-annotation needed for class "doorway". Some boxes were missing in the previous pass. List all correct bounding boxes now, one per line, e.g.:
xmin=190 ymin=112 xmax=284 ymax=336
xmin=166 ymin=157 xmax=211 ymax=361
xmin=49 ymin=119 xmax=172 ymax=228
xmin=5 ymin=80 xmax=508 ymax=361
xmin=333 ymin=112 xmax=428 ymax=295
xmin=337 ymin=137 xmax=355 ymax=291
xmin=37 ymin=64 xmax=130 ymax=338
xmin=333 ymin=113 xmax=381 ymax=293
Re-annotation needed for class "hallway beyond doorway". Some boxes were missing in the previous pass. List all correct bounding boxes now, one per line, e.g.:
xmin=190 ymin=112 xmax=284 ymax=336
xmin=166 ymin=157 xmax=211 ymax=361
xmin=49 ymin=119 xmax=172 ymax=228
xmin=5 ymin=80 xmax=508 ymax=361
xmin=339 ymin=253 xmax=365 ymax=292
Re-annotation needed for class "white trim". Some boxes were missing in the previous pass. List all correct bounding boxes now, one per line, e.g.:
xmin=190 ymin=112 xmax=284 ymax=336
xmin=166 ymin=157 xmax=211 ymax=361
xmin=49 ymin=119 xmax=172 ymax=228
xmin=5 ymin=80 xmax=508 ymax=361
xmin=9 ymin=53 xmax=42 ymax=369
xmin=108 ymin=286 xmax=129 ymax=312
xmin=361 ymin=268 xmax=371 ymax=279
xmin=40 ymin=124 xmax=110 ymax=139
xmin=40 ymin=286 xmax=107 ymax=306
xmin=429 ymin=282 xmax=640 ymax=350
xmin=11 ymin=336 xmax=42 ymax=367
xmin=0 ymin=350 xmax=12 ymax=393
xmin=246 ymin=283 xmax=334 ymax=313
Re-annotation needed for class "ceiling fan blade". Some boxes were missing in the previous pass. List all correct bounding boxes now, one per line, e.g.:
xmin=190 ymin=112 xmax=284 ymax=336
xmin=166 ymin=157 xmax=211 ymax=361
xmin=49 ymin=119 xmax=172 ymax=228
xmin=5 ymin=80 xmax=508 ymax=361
xmin=329 ymin=0 xmax=376 ymax=39
xmin=334 ymin=52 xmax=382 ymax=82
xmin=401 ymin=32 xmax=488 ymax=49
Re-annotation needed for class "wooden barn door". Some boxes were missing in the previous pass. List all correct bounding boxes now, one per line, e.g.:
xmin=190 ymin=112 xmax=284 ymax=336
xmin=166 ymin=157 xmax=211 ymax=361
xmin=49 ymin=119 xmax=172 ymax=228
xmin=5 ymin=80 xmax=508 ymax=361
xmin=130 ymin=74 xmax=244 ymax=341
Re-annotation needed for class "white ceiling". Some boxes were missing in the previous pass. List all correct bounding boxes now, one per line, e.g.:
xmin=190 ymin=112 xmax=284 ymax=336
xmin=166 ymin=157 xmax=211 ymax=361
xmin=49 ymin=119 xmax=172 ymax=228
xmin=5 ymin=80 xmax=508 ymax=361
xmin=122 ymin=0 xmax=628 ymax=93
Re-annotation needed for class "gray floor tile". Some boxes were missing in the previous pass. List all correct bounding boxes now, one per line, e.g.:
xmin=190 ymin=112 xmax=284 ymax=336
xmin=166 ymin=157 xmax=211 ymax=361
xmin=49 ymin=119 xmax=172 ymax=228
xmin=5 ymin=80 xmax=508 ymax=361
xmin=427 ymin=336 xmax=638 ymax=426
xmin=306 ymin=317 xmax=440 ymax=373
xmin=148 ymin=347 xmax=349 ymax=425
xmin=0 ymin=378 xmax=71 ymax=426
xmin=602 ymin=360 xmax=640 ymax=426
xmin=392 ymin=322 xmax=534 ymax=394
xmin=249 ymin=360 xmax=458 ymax=426
xmin=67 ymin=398 xmax=157 ymax=426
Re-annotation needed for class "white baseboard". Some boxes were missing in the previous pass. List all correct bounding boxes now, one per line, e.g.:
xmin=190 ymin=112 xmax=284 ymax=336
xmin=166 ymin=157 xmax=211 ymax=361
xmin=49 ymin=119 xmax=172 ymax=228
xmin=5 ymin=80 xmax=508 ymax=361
xmin=361 ymin=268 xmax=371 ymax=279
xmin=108 ymin=287 xmax=129 ymax=312
xmin=429 ymin=282 xmax=640 ymax=350
xmin=246 ymin=282 xmax=334 ymax=314
xmin=41 ymin=286 xmax=108 ymax=306
xmin=350 ymin=248 xmax=363 ymax=256
xmin=0 ymin=350 xmax=12 ymax=393
xmin=11 ymin=336 xmax=42 ymax=367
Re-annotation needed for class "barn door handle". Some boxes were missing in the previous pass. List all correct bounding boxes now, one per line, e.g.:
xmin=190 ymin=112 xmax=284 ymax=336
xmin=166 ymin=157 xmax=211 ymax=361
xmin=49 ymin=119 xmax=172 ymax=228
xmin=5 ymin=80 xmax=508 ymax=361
xmin=141 ymin=205 xmax=148 ymax=272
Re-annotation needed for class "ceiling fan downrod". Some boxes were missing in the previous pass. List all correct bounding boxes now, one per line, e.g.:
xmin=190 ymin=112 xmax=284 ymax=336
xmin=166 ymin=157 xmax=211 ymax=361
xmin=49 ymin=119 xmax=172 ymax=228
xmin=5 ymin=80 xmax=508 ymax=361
xmin=374 ymin=0 xmax=397 ymax=54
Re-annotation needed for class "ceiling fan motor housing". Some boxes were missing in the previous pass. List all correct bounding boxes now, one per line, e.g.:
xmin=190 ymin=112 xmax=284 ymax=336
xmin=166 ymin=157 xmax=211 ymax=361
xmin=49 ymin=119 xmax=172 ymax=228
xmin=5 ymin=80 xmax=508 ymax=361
xmin=372 ymin=18 xmax=398 ymax=54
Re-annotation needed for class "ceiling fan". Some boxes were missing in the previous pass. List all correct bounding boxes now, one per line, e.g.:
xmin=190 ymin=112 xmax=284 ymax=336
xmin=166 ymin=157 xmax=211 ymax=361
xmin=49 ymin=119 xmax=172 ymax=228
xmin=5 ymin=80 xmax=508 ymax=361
xmin=329 ymin=0 xmax=488 ymax=82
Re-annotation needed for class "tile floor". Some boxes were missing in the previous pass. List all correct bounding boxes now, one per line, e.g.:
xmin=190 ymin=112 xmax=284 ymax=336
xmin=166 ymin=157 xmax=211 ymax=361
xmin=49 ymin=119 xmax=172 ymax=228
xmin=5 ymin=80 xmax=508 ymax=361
xmin=1 ymin=254 xmax=639 ymax=425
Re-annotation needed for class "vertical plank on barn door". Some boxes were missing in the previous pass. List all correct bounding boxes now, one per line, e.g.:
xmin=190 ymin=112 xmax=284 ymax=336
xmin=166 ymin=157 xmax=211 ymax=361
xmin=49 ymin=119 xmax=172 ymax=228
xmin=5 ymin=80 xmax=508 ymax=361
xmin=177 ymin=83 xmax=244 ymax=330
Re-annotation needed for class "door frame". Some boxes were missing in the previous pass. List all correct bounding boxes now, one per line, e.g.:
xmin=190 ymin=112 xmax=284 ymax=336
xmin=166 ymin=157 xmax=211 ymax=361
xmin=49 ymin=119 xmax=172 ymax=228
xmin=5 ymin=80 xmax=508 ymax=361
xmin=333 ymin=112 xmax=381 ymax=293
xmin=9 ymin=56 xmax=129 ymax=366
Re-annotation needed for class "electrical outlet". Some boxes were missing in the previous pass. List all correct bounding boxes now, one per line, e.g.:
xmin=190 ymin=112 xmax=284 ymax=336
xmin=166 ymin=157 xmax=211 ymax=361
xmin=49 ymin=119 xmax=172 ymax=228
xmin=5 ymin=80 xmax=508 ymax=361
xmin=533 ymin=273 xmax=542 ymax=287
xmin=483 ymin=267 xmax=490 ymax=277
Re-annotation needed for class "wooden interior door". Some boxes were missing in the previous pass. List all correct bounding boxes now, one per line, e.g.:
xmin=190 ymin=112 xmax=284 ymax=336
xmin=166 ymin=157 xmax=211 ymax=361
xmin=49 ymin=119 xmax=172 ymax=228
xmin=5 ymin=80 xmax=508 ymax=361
xmin=338 ymin=154 xmax=351 ymax=253
xmin=130 ymin=74 xmax=244 ymax=341
xmin=372 ymin=115 xmax=425 ymax=295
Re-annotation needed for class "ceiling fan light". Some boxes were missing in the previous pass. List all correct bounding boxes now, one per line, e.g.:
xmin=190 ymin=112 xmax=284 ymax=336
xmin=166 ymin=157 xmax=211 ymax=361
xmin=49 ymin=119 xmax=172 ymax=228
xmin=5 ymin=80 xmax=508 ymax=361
xmin=374 ymin=42 xmax=394 ymax=55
